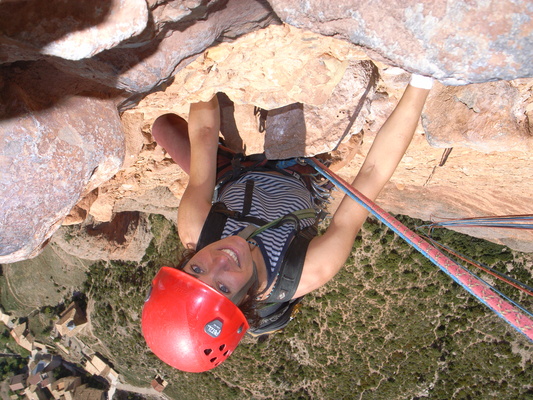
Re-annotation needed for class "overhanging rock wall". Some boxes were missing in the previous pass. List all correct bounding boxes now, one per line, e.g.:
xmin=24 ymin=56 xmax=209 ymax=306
xmin=0 ymin=0 xmax=532 ymax=262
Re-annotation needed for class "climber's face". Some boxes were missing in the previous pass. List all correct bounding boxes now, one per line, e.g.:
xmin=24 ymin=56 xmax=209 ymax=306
xmin=182 ymin=236 xmax=255 ymax=299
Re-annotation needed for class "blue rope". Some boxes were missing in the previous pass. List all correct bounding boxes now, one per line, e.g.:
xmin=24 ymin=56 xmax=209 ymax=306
xmin=419 ymin=215 xmax=533 ymax=230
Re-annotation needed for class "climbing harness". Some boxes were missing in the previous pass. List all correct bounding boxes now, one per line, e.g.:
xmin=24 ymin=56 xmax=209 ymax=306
xmin=194 ymin=154 xmax=334 ymax=336
xmin=304 ymin=157 xmax=533 ymax=343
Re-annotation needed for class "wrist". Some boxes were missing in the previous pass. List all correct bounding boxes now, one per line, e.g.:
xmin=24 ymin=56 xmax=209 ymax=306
xmin=409 ymin=74 xmax=433 ymax=90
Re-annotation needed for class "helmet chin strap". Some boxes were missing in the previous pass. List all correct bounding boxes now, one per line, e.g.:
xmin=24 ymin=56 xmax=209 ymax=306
xmin=230 ymin=225 xmax=260 ymax=305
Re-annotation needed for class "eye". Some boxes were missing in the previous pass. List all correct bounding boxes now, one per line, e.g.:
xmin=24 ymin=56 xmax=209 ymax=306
xmin=218 ymin=283 xmax=230 ymax=294
xmin=191 ymin=265 xmax=203 ymax=274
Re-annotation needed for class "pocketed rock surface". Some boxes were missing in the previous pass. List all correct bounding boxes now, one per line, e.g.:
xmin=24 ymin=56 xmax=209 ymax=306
xmin=90 ymin=25 xmax=533 ymax=257
xmin=1 ymin=2 xmax=532 ymax=262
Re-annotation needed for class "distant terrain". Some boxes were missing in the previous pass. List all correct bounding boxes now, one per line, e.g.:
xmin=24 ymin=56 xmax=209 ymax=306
xmin=1 ymin=213 xmax=532 ymax=399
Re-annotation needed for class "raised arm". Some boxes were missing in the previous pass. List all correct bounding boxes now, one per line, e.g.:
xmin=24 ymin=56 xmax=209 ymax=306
xmin=295 ymin=78 xmax=432 ymax=298
xmin=178 ymin=96 xmax=221 ymax=249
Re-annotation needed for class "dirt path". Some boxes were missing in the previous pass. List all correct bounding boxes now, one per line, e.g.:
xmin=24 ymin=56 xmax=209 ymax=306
xmin=3 ymin=267 xmax=36 ymax=309
xmin=114 ymin=382 xmax=171 ymax=399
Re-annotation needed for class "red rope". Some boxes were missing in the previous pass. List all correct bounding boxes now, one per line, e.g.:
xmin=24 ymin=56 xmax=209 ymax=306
xmin=421 ymin=234 xmax=533 ymax=297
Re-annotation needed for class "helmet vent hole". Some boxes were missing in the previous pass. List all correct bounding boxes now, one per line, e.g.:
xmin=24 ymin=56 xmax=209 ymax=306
xmin=223 ymin=350 xmax=229 ymax=356
xmin=237 ymin=323 xmax=244 ymax=334
xmin=210 ymin=357 xmax=217 ymax=363
xmin=204 ymin=349 xmax=212 ymax=356
xmin=219 ymin=344 xmax=226 ymax=351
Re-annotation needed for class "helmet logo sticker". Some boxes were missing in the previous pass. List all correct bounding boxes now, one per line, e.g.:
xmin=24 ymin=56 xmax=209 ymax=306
xmin=204 ymin=319 xmax=223 ymax=338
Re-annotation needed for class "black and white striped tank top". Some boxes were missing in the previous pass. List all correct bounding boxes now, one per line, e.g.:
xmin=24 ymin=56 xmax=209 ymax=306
xmin=218 ymin=171 xmax=316 ymax=284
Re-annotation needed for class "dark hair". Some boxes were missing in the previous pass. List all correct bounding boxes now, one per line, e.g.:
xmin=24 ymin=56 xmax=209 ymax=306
xmin=176 ymin=248 xmax=261 ymax=328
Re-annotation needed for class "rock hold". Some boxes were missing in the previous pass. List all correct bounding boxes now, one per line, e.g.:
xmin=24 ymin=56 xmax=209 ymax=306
xmin=424 ymin=81 xmax=533 ymax=153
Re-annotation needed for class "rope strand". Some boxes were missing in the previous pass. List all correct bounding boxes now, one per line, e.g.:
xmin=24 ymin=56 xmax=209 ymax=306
xmin=307 ymin=157 xmax=533 ymax=343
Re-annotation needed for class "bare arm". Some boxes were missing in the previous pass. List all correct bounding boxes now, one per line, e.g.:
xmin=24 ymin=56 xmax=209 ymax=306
xmin=178 ymin=96 xmax=220 ymax=249
xmin=294 ymin=83 xmax=430 ymax=298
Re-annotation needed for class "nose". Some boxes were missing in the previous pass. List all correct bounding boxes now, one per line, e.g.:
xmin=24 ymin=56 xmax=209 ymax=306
xmin=210 ymin=252 xmax=232 ymax=272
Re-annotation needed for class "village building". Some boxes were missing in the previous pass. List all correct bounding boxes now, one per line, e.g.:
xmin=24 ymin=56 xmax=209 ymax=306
xmin=72 ymin=384 xmax=105 ymax=400
xmin=24 ymin=386 xmax=50 ymax=400
xmin=0 ymin=307 xmax=15 ymax=329
xmin=32 ymin=341 xmax=50 ymax=352
xmin=55 ymin=302 xmax=87 ymax=337
xmin=27 ymin=369 xmax=55 ymax=390
xmin=42 ymin=355 xmax=62 ymax=372
xmin=107 ymin=367 xmax=120 ymax=384
xmin=85 ymin=354 xmax=109 ymax=376
xmin=10 ymin=321 xmax=34 ymax=351
xmin=27 ymin=373 xmax=44 ymax=386
xmin=151 ymin=374 xmax=168 ymax=392
xmin=8 ymin=373 xmax=26 ymax=392
xmin=50 ymin=376 xmax=82 ymax=399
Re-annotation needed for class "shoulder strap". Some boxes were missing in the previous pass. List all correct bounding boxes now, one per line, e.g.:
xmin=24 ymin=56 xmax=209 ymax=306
xmin=266 ymin=224 xmax=317 ymax=302
xmin=196 ymin=203 xmax=231 ymax=250
xmin=196 ymin=202 xmax=267 ymax=250
xmin=197 ymin=203 xmax=318 ymax=298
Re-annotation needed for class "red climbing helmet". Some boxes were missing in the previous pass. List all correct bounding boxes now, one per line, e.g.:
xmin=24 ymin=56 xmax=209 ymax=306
xmin=141 ymin=266 xmax=249 ymax=373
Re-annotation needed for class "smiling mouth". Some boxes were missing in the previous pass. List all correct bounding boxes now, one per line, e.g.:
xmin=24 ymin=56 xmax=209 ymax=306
xmin=221 ymin=248 xmax=240 ymax=267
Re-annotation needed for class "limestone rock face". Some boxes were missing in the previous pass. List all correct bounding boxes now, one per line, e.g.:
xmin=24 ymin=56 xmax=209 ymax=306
xmin=264 ymin=60 xmax=378 ymax=158
xmin=0 ymin=0 xmax=149 ymax=62
xmin=52 ymin=212 xmax=152 ymax=262
xmin=0 ymin=63 xmax=124 ymax=263
xmin=162 ymin=23 xmax=367 ymax=108
xmin=140 ymin=24 xmax=374 ymax=158
xmin=267 ymin=0 xmax=533 ymax=85
xmin=423 ymin=80 xmax=533 ymax=152
xmin=0 ymin=0 xmax=277 ymax=96
xmin=65 ymin=0 xmax=276 ymax=95
xmin=0 ymin=1 xmax=532 ymax=262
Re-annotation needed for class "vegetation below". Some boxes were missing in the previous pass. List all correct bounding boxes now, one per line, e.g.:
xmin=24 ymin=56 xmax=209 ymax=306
xmin=86 ymin=214 xmax=533 ymax=399
xmin=1 ymin=213 xmax=532 ymax=399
